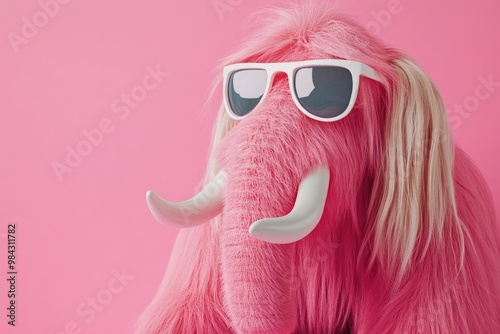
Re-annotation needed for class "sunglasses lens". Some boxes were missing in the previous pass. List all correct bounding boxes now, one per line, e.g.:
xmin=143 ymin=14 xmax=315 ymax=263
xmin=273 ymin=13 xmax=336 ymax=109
xmin=228 ymin=69 xmax=267 ymax=117
xmin=294 ymin=66 xmax=353 ymax=119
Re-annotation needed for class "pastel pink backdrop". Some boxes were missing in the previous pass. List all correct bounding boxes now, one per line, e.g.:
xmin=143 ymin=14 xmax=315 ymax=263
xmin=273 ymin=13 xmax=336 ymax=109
xmin=0 ymin=0 xmax=498 ymax=333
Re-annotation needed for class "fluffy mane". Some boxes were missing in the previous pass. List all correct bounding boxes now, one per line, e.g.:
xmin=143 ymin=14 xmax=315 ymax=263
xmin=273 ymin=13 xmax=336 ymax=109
xmin=206 ymin=0 xmax=469 ymax=281
xmin=136 ymin=1 xmax=500 ymax=333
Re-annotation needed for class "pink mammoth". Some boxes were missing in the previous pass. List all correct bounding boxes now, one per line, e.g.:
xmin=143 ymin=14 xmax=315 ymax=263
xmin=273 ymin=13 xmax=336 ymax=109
xmin=136 ymin=2 xmax=500 ymax=333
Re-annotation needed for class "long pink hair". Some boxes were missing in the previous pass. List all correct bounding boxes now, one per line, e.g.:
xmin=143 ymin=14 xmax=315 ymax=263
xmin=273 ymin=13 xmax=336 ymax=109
xmin=135 ymin=1 xmax=500 ymax=333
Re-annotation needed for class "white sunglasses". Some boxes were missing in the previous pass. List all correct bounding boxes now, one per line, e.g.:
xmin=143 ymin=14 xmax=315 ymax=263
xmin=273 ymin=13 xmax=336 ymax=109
xmin=223 ymin=59 xmax=381 ymax=122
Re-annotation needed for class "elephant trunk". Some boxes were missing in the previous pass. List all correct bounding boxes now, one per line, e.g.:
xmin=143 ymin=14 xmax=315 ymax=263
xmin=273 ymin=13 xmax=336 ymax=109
xmin=219 ymin=152 xmax=297 ymax=333
xmin=215 ymin=98 xmax=329 ymax=333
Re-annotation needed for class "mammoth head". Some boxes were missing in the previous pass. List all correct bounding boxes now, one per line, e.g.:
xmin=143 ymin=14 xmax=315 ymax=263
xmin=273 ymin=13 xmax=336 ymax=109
xmin=147 ymin=2 xmax=460 ymax=279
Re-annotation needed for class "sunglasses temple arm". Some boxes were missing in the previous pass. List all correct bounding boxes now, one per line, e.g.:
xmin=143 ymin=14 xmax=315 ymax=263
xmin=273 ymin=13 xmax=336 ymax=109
xmin=360 ymin=64 xmax=381 ymax=82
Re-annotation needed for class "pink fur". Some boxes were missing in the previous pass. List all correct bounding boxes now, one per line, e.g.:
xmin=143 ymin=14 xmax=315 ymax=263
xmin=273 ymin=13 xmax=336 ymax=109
xmin=135 ymin=1 xmax=500 ymax=333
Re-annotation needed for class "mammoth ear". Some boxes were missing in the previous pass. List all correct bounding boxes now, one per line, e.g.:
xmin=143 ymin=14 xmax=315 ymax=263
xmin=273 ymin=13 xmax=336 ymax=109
xmin=368 ymin=58 xmax=464 ymax=280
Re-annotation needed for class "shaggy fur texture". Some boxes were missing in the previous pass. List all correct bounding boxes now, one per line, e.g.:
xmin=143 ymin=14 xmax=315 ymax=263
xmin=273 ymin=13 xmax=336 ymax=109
xmin=135 ymin=1 xmax=500 ymax=333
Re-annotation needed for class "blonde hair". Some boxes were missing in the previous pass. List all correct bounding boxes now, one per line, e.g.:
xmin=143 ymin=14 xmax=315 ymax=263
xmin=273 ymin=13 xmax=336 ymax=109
xmin=367 ymin=59 xmax=472 ymax=281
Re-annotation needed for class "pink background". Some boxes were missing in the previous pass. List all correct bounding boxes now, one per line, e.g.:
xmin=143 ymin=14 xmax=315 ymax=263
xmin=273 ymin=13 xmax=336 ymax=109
xmin=0 ymin=0 xmax=499 ymax=332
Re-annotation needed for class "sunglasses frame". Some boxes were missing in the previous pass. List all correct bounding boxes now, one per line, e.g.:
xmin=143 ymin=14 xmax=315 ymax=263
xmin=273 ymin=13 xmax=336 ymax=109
xmin=223 ymin=59 xmax=381 ymax=122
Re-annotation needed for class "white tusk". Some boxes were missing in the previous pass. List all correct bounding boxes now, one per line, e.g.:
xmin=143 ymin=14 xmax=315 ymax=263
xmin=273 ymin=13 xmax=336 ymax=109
xmin=146 ymin=170 xmax=227 ymax=228
xmin=249 ymin=166 xmax=329 ymax=244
